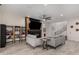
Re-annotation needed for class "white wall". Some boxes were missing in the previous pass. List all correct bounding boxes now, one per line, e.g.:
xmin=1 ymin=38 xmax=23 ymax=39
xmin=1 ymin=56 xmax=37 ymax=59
xmin=2 ymin=13 xmax=25 ymax=26
xmin=67 ymin=19 xmax=79 ymax=41
xmin=0 ymin=6 xmax=2 ymax=24
xmin=1 ymin=5 xmax=25 ymax=26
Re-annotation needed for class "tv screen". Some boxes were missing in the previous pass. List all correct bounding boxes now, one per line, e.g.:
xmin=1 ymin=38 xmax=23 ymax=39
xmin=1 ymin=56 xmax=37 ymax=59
xmin=29 ymin=18 xmax=41 ymax=30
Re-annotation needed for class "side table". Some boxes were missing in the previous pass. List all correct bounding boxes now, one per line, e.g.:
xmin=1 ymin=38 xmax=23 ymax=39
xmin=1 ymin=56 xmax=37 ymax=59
xmin=41 ymin=38 xmax=50 ymax=50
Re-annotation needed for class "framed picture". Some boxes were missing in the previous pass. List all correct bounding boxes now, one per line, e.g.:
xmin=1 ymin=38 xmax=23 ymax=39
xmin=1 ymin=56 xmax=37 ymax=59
xmin=76 ymin=22 xmax=79 ymax=25
xmin=76 ymin=29 xmax=79 ymax=31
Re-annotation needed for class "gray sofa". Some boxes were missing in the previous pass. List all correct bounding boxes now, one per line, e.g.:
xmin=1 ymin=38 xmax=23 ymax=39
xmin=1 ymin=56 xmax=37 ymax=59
xmin=26 ymin=34 xmax=66 ymax=49
xmin=26 ymin=21 xmax=67 ymax=49
xmin=47 ymin=35 xmax=65 ymax=48
xmin=26 ymin=34 xmax=42 ymax=48
xmin=46 ymin=21 xmax=67 ymax=48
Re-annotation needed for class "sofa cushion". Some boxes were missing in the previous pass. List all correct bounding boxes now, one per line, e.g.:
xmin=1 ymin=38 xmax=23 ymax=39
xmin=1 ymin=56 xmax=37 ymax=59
xmin=27 ymin=34 xmax=36 ymax=38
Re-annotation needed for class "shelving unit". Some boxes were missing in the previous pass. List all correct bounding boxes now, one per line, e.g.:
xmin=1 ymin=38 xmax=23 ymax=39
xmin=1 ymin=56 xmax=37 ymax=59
xmin=19 ymin=27 xmax=25 ymax=42
xmin=6 ymin=25 xmax=13 ymax=43
xmin=14 ymin=26 xmax=20 ymax=43
xmin=6 ymin=25 xmax=25 ymax=43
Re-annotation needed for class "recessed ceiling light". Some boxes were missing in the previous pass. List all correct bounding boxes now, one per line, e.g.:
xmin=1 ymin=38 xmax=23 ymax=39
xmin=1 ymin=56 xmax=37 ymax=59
xmin=60 ymin=14 xmax=63 ymax=16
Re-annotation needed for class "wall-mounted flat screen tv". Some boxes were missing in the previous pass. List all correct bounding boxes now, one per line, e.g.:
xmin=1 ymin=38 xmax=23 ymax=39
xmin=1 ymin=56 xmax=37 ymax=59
xmin=29 ymin=18 xmax=41 ymax=30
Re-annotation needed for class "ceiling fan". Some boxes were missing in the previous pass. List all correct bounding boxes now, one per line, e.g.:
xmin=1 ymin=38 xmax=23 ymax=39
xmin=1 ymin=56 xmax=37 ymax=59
xmin=41 ymin=14 xmax=52 ymax=21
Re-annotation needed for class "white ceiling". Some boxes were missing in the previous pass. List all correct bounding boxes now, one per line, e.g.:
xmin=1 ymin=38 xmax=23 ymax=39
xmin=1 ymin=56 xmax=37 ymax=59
xmin=1 ymin=4 xmax=79 ymax=21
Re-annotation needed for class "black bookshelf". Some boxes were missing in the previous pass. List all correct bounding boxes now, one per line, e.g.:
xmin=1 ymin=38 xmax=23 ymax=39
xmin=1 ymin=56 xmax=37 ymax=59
xmin=0 ymin=24 xmax=6 ymax=48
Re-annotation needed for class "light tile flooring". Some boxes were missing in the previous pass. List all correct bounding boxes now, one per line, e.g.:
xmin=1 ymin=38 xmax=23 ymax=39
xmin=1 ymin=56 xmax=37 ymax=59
xmin=0 ymin=40 xmax=79 ymax=55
